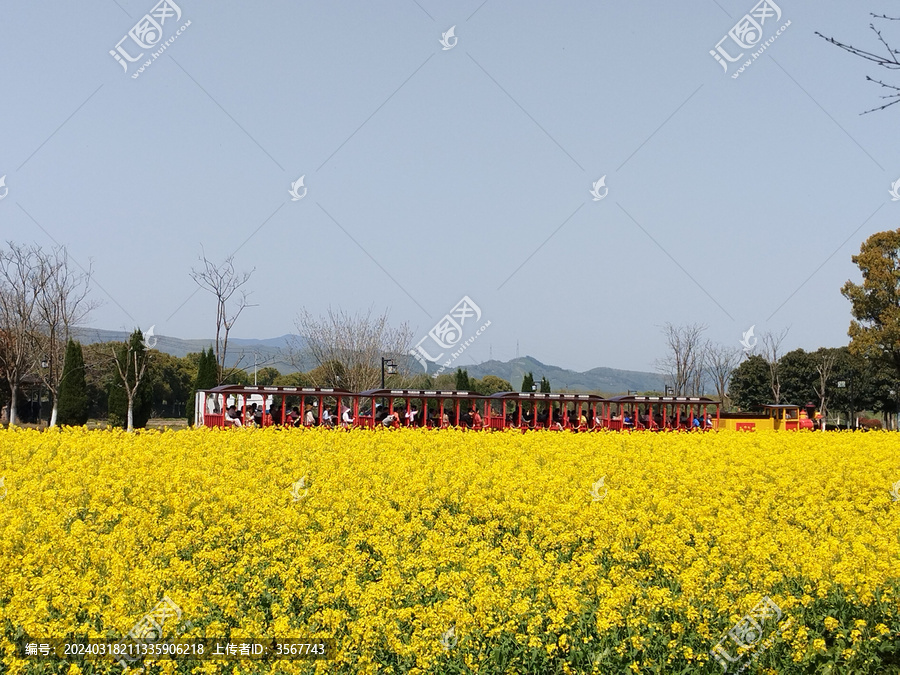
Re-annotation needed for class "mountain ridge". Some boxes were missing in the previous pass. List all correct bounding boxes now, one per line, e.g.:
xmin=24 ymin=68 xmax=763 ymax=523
xmin=72 ymin=328 xmax=664 ymax=394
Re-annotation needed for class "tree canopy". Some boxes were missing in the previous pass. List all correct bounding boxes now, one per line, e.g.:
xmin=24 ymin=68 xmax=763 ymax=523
xmin=842 ymin=229 xmax=900 ymax=381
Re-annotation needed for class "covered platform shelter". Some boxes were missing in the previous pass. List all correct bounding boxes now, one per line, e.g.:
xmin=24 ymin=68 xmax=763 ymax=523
xmin=605 ymin=395 xmax=721 ymax=430
xmin=194 ymin=385 xmax=354 ymax=428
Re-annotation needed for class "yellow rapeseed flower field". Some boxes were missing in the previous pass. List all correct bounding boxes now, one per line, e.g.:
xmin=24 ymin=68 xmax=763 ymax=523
xmin=1 ymin=428 xmax=899 ymax=674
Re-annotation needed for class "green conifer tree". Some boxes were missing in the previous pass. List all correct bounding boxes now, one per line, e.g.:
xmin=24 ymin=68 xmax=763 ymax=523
xmin=521 ymin=372 xmax=535 ymax=392
xmin=186 ymin=347 xmax=218 ymax=424
xmin=57 ymin=339 xmax=89 ymax=426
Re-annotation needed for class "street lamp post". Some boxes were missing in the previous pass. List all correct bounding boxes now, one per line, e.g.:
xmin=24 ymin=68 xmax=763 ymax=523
xmin=381 ymin=357 xmax=397 ymax=389
xmin=40 ymin=356 xmax=49 ymax=426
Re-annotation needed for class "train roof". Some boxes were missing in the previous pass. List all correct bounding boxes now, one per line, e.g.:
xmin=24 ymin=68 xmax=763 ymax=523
xmin=607 ymin=395 xmax=719 ymax=404
xmin=205 ymin=385 xmax=353 ymax=395
xmin=358 ymin=388 xmax=484 ymax=399
xmin=488 ymin=391 xmax=606 ymax=401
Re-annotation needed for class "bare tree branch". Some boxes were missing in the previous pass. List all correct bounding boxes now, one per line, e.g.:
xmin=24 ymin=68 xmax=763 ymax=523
xmin=294 ymin=307 xmax=414 ymax=392
xmin=29 ymin=246 xmax=98 ymax=426
xmin=655 ymin=323 xmax=707 ymax=396
xmin=761 ymin=328 xmax=790 ymax=404
xmin=704 ymin=341 xmax=742 ymax=405
xmin=817 ymin=15 xmax=900 ymax=113
xmin=190 ymin=252 xmax=255 ymax=384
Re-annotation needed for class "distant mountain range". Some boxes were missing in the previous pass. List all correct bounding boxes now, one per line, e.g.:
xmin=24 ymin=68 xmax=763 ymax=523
xmin=73 ymin=329 xmax=664 ymax=395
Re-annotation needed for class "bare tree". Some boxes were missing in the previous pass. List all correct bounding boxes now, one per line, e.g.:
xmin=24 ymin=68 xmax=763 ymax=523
xmin=191 ymin=253 xmax=255 ymax=384
xmin=30 ymin=247 xmax=97 ymax=426
xmin=655 ymin=323 xmax=706 ymax=396
xmin=0 ymin=243 xmax=46 ymax=426
xmin=704 ymin=341 xmax=742 ymax=405
xmin=294 ymin=307 xmax=414 ymax=393
xmin=813 ymin=349 xmax=837 ymax=429
xmin=761 ymin=328 xmax=790 ymax=404
xmin=110 ymin=330 xmax=151 ymax=432
xmin=817 ymin=14 xmax=900 ymax=113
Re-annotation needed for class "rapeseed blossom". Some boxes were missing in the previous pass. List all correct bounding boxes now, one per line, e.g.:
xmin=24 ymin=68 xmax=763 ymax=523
xmin=0 ymin=427 xmax=898 ymax=673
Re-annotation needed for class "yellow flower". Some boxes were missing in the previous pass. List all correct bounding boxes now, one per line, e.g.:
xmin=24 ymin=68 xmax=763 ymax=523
xmin=823 ymin=617 xmax=839 ymax=632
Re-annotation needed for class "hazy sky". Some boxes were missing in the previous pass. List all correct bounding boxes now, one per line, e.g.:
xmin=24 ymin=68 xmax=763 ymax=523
xmin=2 ymin=1 xmax=898 ymax=373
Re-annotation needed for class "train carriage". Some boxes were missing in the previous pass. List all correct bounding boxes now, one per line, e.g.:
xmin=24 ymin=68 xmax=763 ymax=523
xmin=193 ymin=385 xmax=825 ymax=433
xmin=718 ymin=404 xmax=815 ymax=431
xmin=604 ymin=395 xmax=721 ymax=430
xmin=194 ymin=385 xmax=354 ymax=428
xmin=484 ymin=392 xmax=607 ymax=430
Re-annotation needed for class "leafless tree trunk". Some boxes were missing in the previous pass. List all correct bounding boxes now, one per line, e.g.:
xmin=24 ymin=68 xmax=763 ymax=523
xmin=655 ymin=323 xmax=706 ymax=396
xmin=761 ymin=328 xmax=789 ymax=405
xmin=704 ymin=341 xmax=742 ymax=405
xmin=294 ymin=307 xmax=414 ymax=393
xmin=110 ymin=335 xmax=151 ymax=432
xmin=191 ymin=253 xmax=255 ymax=384
xmin=30 ymin=247 xmax=97 ymax=427
xmin=0 ymin=243 xmax=45 ymax=426
xmin=813 ymin=350 xmax=836 ymax=428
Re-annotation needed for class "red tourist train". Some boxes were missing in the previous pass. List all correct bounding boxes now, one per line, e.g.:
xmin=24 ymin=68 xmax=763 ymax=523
xmin=193 ymin=385 xmax=723 ymax=431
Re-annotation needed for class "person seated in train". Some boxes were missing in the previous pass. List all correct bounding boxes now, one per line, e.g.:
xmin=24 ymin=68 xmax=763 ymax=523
xmin=405 ymin=405 xmax=419 ymax=427
xmin=441 ymin=411 xmax=450 ymax=428
xmin=304 ymin=406 xmax=317 ymax=426
xmin=322 ymin=407 xmax=334 ymax=427
xmin=692 ymin=416 xmax=701 ymax=429
xmin=537 ymin=409 xmax=549 ymax=426
xmin=470 ymin=406 xmax=483 ymax=429
xmin=341 ymin=406 xmax=354 ymax=428
xmin=382 ymin=409 xmax=401 ymax=428
xmin=288 ymin=406 xmax=301 ymax=426
xmin=623 ymin=411 xmax=634 ymax=428
xmin=225 ymin=405 xmax=242 ymax=427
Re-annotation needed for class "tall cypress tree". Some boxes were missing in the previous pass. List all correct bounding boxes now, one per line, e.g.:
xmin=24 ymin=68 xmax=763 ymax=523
xmin=521 ymin=372 xmax=535 ymax=392
xmin=186 ymin=347 xmax=218 ymax=424
xmin=57 ymin=339 xmax=89 ymax=426
xmin=540 ymin=376 xmax=551 ymax=393
xmin=455 ymin=368 xmax=470 ymax=391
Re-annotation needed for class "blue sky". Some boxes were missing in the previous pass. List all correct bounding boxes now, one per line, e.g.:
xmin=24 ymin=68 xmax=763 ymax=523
xmin=2 ymin=1 xmax=899 ymax=373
